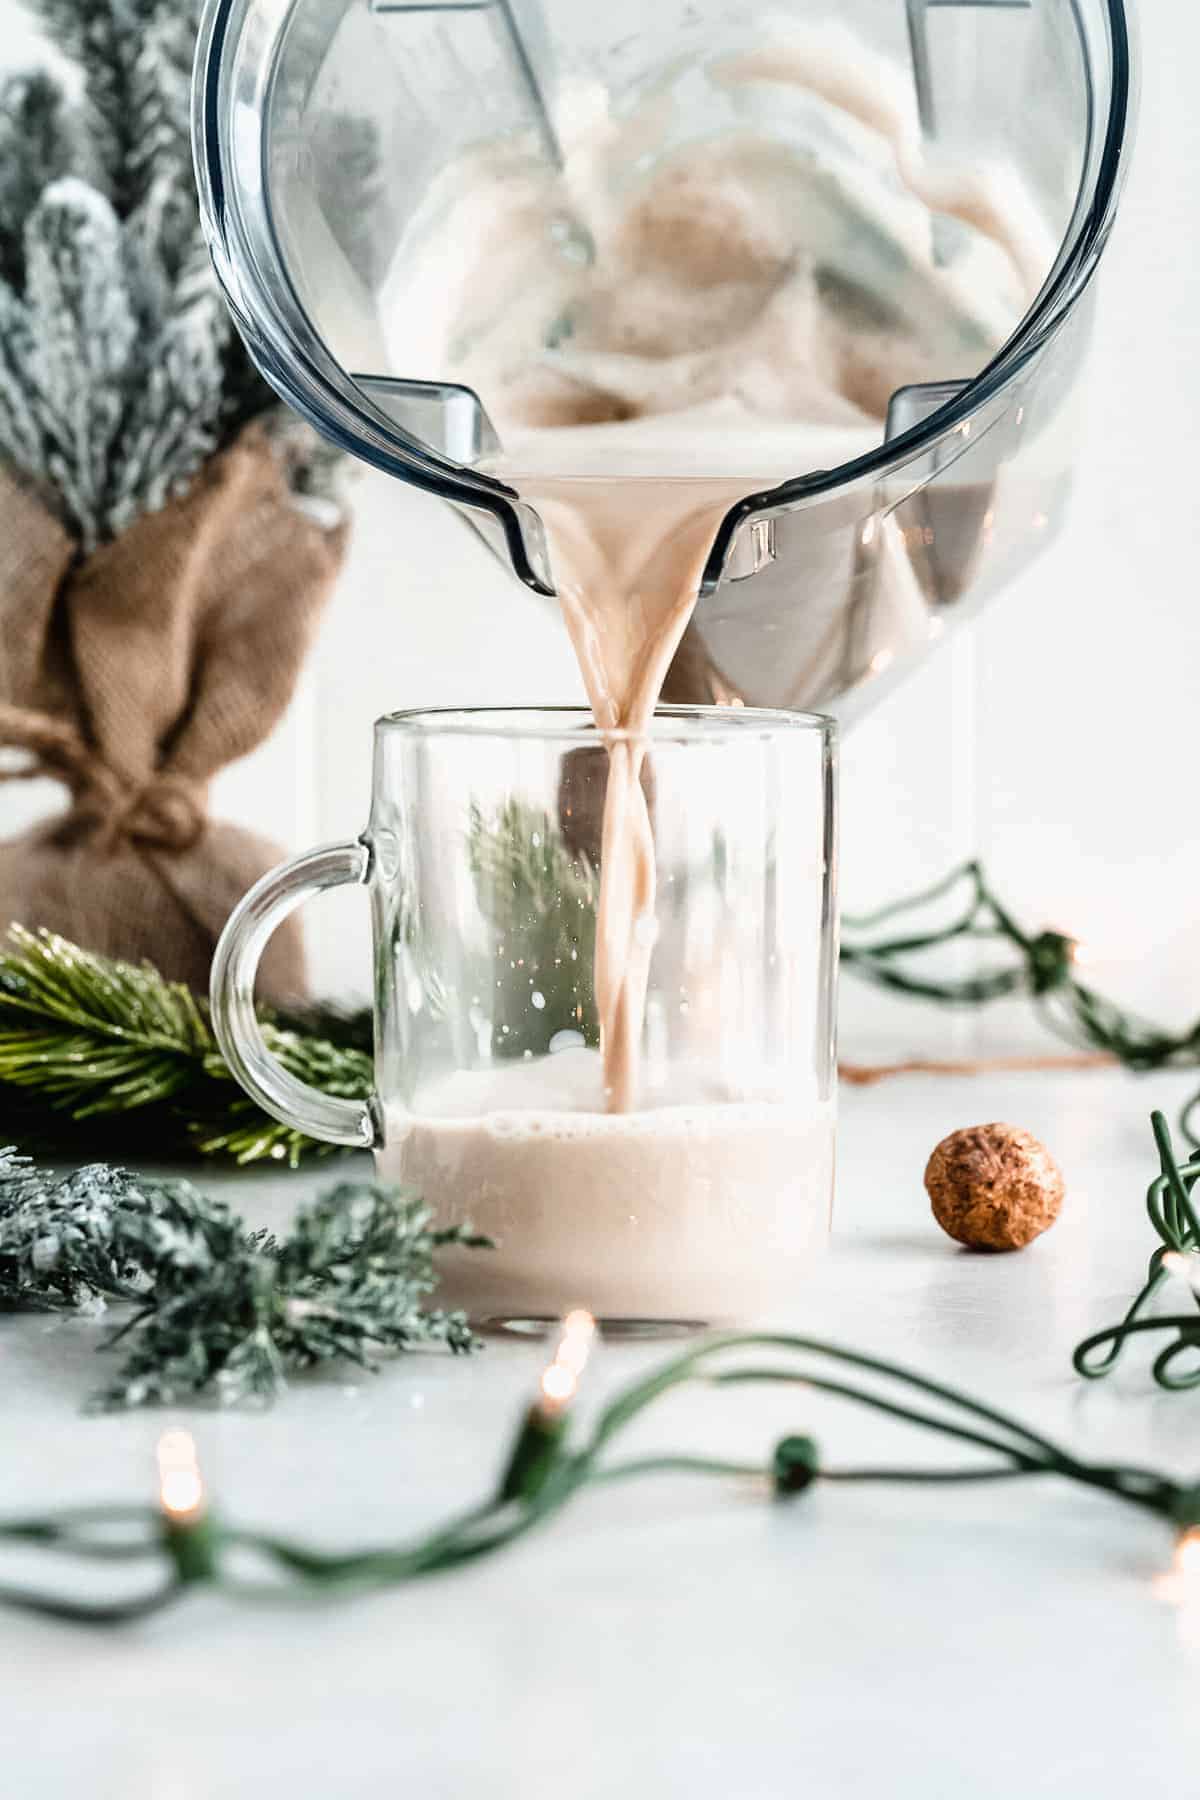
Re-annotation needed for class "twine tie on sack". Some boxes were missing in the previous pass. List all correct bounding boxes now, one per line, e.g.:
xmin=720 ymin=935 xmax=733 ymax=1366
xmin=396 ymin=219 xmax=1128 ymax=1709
xmin=0 ymin=705 xmax=205 ymax=855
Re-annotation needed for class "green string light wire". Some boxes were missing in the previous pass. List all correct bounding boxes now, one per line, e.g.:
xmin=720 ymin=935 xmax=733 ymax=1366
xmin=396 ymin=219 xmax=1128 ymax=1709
xmin=841 ymin=861 xmax=1200 ymax=1136
xmin=2 ymin=1330 xmax=1197 ymax=1628
xmin=1073 ymin=1112 xmax=1200 ymax=1390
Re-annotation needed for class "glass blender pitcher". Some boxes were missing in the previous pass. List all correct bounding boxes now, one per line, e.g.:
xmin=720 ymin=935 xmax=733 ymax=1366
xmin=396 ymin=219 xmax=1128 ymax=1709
xmin=192 ymin=0 xmax=1134 ymax=720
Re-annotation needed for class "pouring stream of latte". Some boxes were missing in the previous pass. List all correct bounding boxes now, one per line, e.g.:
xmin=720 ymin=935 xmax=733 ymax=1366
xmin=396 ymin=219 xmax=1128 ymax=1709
xmin=381 ymin=21 xmax=1053 ymax=1108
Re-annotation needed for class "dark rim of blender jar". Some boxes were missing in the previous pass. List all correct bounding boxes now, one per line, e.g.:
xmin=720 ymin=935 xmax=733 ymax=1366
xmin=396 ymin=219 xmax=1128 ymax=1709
xmin=192 ymin=0 xmax=1133 ymax=600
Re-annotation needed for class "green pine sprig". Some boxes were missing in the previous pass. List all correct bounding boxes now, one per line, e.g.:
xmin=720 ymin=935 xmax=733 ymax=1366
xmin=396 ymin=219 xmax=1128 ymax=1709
xmin=0 ymin=924 xmax=372 ymax=1166
xmin=0 ymin=1147 xmax=486 ymax=1409
xmin=468 ymin=798 xmax=599 ymax=1058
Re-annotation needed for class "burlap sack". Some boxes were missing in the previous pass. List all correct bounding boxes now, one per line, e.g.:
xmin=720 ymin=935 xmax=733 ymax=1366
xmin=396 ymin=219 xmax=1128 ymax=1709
xmin=0 ymin=425 xmax=346 ymax=998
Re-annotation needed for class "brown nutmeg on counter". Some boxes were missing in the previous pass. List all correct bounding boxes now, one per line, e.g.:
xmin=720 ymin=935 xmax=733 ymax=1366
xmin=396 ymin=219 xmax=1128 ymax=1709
xmin=924 ymin=1123 xmax=1065 ymax=1251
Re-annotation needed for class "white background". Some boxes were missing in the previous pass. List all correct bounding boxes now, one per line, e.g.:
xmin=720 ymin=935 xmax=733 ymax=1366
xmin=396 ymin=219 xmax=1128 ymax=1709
xmin=4 ymin=0 xmax=1197 ymax=1046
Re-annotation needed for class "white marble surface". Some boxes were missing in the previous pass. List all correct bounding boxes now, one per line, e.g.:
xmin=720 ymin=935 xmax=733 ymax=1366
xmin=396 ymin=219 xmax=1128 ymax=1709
xmin=4 ymin=1064 xmax=1200 ymax=1796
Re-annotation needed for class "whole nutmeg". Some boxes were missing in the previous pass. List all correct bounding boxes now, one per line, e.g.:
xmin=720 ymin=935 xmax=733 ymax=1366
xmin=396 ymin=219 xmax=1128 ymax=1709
xmin=925 ymin=1123 xmax=1065 ymax=1251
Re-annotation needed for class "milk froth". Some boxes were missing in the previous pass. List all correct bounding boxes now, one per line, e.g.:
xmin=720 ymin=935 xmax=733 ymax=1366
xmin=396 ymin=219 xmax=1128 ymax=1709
xmin=381 ymin=1050 xmax=835 ymax=1322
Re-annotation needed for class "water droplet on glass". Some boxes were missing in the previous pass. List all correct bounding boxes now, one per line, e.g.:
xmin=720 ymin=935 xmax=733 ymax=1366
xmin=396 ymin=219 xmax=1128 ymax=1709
xmin=531 ymin=991 xmax=546 ymax=1010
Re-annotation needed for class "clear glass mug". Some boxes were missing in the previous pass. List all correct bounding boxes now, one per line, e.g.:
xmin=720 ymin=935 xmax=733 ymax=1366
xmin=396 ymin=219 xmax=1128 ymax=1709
xmin=210 ymin=706 xmax=838 ymax=1328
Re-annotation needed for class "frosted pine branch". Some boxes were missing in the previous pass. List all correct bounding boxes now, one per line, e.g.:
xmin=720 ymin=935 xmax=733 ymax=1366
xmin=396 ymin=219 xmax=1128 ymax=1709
xmin=0 ymin=71 xmax=77 ymax=291
xmin=0 ymin=283 xmax=50 ymax=484
xmin=22 ymin=179 xmax=136 ymax=547
xmin=0 ymin=0 xmax=348 ymax=542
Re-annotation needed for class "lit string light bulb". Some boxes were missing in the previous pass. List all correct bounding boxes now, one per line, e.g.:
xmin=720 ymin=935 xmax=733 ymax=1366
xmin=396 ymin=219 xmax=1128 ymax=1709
xmin=500 ymin=1311 xmax=596 ymax=1502
xmin=1162 ymin=1252 xmax=1200 ymax=1299
xmin=1176 ymin=1527 xmax=1200 ymax=1582
xmin=157 ymin=1430 xmax=204 ymax=1521
xmin=1157 ymin=1523 xmax=1200 ymax=1635
xmin=537 ymin=1309 xmax=597 ymax=1418
xmin=156 ymin=1430 xmax=217 ymax=1585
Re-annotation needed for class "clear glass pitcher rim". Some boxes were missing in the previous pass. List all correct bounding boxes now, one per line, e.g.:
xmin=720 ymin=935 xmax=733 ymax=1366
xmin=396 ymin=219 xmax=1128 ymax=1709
xmin=376 ymin=703 xmax=836 ymax=743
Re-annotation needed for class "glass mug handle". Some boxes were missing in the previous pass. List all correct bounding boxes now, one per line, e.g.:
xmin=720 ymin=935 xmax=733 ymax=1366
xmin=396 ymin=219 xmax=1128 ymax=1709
xmin=209 ymin=839 xmax=377 ymax=1149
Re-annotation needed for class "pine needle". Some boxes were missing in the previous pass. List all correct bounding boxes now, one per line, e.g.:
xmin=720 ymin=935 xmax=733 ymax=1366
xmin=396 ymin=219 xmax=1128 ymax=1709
xmin=0 ymin=925 xmax=372 ymax=1166
xmin=0 ymin=1148 xmax=487 ymax=1409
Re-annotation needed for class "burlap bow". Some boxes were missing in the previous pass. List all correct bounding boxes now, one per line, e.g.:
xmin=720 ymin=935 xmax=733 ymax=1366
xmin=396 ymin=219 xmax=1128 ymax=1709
xmin=0 ymin=425 xmax=346 ymax=997
xmin=0 ymin=705 xmax=208 ymax=854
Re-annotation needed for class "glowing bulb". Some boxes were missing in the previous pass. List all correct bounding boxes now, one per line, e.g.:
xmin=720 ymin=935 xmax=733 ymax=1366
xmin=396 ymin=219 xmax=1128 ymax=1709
xmin=536 ymin=1310 xmax=597 ymax=1417
xmin=1176 ymin=1529 xmax=1200 ymax=1582
xmin=1157 ymin=1529 xmax=1200 ymax=1636
xmin=557 ymin=1309 xmax=597 ymax=1376
xmin=540 ymin=1364 xmax=576 ymax=1406
xmin=1164 ymin=1252 xmax=1200 ymax=1296
xmin=157 ymin=1429 xmax=204 ymax=1521
xmin=1069 ymin=940 xmax=1090 ymax=966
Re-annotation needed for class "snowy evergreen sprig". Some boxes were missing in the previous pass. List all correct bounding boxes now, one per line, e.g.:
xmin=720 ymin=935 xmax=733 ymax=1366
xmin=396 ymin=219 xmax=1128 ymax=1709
xmin=0 ymin=0 xmax=352 ymax=548
xmin=0 ymin=1148 xmax=486 ymax=1409
xmin=0 ymin=1148 xmax=228 ymax=1314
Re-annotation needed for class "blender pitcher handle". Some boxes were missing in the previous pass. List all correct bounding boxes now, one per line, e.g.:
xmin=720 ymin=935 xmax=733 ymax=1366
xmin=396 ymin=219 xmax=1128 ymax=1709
xmin=210 ymin=840 xmax=377 ymax=1150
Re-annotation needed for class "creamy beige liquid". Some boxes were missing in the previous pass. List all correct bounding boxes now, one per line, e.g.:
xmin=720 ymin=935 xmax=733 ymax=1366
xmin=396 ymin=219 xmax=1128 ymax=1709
xmin=513 ymin=468 xmax=784 ymax=1110
xmin=383 ymin=1050 xmax=834 ymax=1322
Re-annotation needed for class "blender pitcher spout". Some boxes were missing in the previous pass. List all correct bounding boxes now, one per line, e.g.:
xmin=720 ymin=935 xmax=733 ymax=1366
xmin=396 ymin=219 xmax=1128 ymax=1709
xmin=193 ymin=0 xmax=1135 ymax=720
